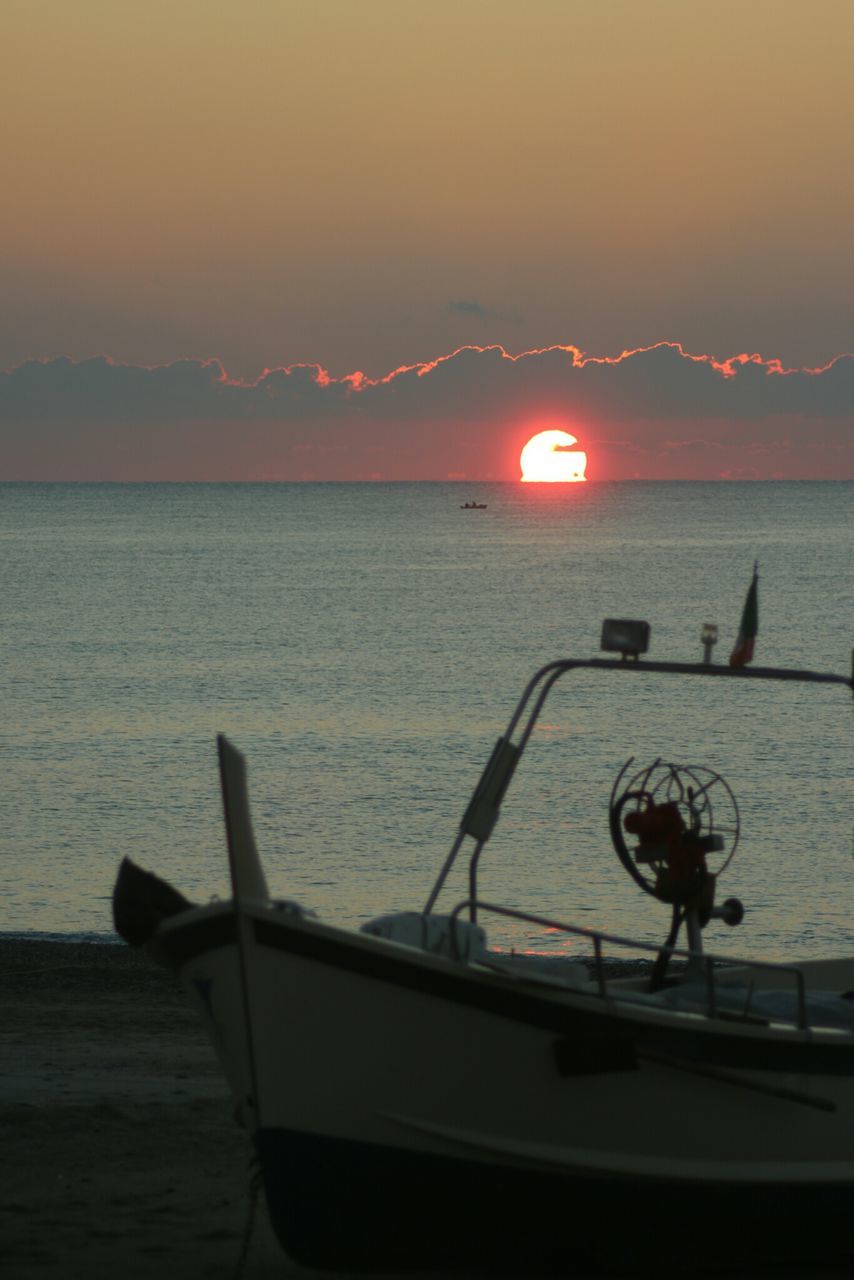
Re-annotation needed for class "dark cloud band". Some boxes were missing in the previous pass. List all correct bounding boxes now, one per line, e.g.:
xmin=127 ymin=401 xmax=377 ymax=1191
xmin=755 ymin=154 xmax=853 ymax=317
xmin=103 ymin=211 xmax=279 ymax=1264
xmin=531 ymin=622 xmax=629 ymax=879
xmin=1 ymin=343 xmax=851 ymax=478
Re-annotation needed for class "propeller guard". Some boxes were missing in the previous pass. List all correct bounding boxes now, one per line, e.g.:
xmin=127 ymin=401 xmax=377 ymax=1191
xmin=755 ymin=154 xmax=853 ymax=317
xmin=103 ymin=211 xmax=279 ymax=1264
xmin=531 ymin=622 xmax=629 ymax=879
xmin=609 ymin=759 xmax=740 ymax=918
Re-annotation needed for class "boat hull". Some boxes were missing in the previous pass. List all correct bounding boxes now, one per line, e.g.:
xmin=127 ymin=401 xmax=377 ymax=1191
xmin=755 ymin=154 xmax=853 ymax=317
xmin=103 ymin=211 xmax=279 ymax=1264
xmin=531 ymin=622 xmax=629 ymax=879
xmin=156 ymin=902 xmax=854 ymax=1272
xmin=257 ymin=1125 xmax=854 ymax=1273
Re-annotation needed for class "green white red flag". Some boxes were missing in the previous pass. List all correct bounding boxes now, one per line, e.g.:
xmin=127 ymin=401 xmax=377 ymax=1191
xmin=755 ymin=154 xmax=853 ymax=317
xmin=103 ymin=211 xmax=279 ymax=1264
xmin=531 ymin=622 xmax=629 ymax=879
xmin=729 ymin=563 xmax=759 ymax=667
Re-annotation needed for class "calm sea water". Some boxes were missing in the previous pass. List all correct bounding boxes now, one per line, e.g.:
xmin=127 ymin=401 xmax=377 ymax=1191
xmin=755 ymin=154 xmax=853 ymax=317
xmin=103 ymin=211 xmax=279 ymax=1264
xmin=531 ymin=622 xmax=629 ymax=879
xmin=1 ymin=481 xmax=851 ymax=961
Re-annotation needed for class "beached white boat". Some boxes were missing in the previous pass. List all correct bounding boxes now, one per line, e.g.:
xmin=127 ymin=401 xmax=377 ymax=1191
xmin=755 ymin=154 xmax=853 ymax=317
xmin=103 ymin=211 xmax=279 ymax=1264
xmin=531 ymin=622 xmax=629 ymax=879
xmin=114 ymin=619 xmax=854 ymax=1273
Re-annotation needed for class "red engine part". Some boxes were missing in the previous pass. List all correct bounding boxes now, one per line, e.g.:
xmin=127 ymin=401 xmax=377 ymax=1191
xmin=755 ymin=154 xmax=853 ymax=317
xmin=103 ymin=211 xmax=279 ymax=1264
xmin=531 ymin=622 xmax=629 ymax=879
xmin=624 ymin=800 xmax=709 ymax=893
xmin=624 ymin=801 xmax=684 ymax=841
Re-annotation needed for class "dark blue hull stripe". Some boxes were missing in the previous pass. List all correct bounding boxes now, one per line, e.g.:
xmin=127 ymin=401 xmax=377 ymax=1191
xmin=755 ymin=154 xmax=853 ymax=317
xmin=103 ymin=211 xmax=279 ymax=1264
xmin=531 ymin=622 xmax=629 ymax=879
xmin=256 ymin=1126 xmax=854 ymax=1273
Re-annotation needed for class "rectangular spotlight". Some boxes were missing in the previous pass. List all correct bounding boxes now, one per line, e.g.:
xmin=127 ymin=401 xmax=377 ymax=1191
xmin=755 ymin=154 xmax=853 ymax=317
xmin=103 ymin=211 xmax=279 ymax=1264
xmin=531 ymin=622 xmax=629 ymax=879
xmin=600 ymin=619 xmax=650 ymax=658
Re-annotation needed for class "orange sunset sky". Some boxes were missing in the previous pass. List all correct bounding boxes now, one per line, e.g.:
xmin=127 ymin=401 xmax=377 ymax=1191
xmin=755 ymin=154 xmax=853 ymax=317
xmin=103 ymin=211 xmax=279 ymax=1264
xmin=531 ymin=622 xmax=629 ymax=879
xmin=2 ymin=0 xmax=853 ymax=480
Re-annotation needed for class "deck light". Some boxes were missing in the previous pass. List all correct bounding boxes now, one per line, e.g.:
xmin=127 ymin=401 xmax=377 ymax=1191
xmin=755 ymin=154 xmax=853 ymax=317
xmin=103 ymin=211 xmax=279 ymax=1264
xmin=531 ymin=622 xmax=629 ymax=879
xmin=701 ymin=623 xmax=718 ymax=664
xmin=600 ymin=619 xmax=650 ymax=660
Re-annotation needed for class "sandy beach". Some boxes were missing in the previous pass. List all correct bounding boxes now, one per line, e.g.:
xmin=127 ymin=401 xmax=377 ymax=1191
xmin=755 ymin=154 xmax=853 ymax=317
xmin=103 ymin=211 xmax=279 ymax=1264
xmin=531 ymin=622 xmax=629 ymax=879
xmin=0 ymin=938 xmax=284 ymax=1279
xmin=3 ymin=938 xmax=853 ymax=1280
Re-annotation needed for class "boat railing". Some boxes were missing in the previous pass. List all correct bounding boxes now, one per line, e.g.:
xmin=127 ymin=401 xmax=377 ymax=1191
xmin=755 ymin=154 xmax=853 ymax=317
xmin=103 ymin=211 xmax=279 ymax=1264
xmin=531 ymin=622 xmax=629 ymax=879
xmin=448 ymin=898 xmax=810 ymax=1031
xmin=424 ymin=656 xmax=851 ymax=919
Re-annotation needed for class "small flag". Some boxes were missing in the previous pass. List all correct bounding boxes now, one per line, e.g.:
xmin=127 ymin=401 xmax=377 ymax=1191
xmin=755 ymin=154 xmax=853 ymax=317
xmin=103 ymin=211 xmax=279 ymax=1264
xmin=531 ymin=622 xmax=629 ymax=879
xmin=729 ymin=563 xmax=759 ymax=667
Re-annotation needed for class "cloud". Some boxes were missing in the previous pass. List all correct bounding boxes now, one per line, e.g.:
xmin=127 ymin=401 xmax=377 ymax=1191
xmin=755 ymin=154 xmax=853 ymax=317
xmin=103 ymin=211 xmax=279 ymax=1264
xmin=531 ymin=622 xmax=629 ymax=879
xmin=447 ymin=300 xmax=489 ymax=317
xmin=446 ymin=300 xmax=523 ymax=324
xmin=659 ymin=439 xmax=716 ymax=453
xmin=1 ymin=342 xmax=852 ymax=479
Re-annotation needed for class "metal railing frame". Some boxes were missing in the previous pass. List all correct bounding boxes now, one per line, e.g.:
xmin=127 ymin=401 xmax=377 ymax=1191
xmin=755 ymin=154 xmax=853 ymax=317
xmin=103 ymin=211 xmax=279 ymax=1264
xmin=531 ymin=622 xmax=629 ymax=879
xmin=425 ymin=656 xmax=851 ymax=920
xmin=447 ymin=898 xmax=810 ymax=1030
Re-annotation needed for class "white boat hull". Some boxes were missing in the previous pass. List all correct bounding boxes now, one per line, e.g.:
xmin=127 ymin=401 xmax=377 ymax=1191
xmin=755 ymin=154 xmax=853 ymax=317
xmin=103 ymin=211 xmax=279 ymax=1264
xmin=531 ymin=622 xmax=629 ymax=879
xmin=156 ymin=900 xmax=854 ymax=1271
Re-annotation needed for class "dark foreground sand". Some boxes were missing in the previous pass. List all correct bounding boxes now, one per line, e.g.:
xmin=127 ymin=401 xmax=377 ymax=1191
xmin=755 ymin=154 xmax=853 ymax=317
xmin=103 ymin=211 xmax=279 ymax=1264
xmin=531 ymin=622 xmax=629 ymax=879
xmin=2 ymin=938 xmax=852 ymax=1280
xmin=0 ymin=938 xmax=283 ymax=1280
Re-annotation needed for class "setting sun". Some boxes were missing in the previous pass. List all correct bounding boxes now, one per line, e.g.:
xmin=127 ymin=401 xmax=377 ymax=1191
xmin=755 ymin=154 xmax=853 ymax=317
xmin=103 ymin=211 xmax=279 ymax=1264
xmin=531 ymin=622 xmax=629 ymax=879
xmin=520 ymin=430 xmax=588 ymax=483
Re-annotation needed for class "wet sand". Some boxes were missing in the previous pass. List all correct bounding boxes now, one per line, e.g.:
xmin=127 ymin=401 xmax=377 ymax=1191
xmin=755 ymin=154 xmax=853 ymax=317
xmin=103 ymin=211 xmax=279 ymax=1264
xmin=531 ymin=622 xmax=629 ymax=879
xmin=2 ymin=938 xmax=851 ymax=1280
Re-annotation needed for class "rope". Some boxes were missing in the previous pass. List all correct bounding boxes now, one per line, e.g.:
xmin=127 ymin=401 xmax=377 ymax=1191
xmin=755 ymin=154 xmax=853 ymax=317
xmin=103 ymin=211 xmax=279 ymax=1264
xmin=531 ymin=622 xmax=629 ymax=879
xmin=232 ymin=1156 xmax=263 ymax=1280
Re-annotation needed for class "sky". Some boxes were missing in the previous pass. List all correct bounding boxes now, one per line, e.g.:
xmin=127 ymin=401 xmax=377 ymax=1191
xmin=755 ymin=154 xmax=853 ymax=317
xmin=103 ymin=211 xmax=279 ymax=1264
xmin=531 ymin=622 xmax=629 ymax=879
xmin=2 ymin=0 xmax=853 ymax=480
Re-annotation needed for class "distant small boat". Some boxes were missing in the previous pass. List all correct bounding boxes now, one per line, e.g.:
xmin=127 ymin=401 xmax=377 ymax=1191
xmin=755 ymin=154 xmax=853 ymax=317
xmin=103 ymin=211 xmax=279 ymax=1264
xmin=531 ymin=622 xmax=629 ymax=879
xmin=460 ymin=501 xmax=487 ymax=510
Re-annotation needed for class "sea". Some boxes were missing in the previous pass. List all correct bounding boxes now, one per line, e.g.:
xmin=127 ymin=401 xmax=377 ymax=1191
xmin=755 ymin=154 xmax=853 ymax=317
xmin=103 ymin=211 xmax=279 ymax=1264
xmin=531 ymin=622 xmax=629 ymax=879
xmin=1 ymin=481 xmax=851 ymax=964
